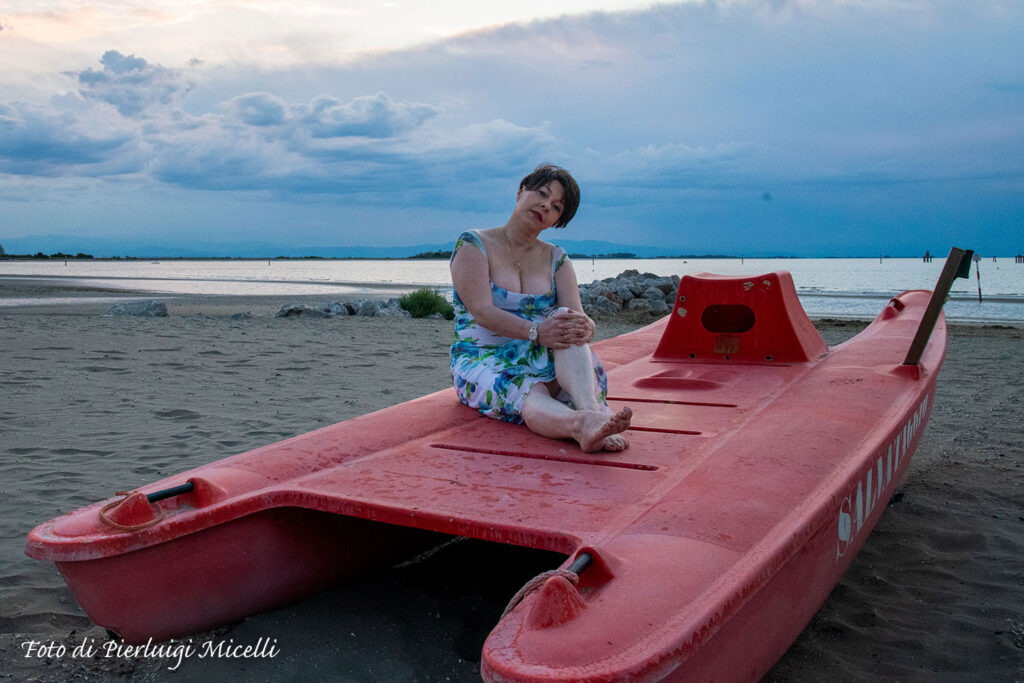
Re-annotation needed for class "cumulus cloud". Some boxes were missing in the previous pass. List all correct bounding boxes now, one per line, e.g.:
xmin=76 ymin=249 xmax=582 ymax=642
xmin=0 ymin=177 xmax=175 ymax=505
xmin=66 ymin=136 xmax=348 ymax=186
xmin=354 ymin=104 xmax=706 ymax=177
xmin=298 ymin=93 xmax=438 ymax=139
xmin=226 ymin=92 xmax=289 ymax=127
xmin=0 ymin=50 xmax=537 ymax=199
xmin=148 ymin=110 xmax=553 ymax=197
xmin=0 ymin=102 xmax=136 ymax=176
xmin=221 ymin=91 xmax=438 ymax=138
xmin=74 ymin=50 xmax=193 ymax=117
xmin=97 ymin=51 xmax=148 ymax=75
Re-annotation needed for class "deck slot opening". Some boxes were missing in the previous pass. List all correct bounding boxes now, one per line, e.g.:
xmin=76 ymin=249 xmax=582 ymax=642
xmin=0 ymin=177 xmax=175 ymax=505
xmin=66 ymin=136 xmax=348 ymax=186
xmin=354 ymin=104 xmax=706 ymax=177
xmin=626 ymin=426 xmax=702 ymax=435
xmin=430 ymin=444 xmax=658 ymax=471
xmin=608 ymin=396 xmax=739 ymax=408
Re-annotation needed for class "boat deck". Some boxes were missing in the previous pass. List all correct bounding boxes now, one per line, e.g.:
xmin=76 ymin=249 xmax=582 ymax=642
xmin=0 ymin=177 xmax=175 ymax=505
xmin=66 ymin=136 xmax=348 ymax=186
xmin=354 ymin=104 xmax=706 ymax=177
xmin=25 ymin=269 xmax=950 ymax=681
xmin=260 ymin=354 xmax=807 ymax=555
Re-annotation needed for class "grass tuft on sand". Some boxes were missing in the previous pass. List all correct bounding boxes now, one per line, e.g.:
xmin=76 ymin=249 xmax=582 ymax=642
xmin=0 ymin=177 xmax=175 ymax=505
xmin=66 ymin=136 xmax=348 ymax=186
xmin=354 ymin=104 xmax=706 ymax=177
xmin=399 ymin=287 xmax=455 ymax=319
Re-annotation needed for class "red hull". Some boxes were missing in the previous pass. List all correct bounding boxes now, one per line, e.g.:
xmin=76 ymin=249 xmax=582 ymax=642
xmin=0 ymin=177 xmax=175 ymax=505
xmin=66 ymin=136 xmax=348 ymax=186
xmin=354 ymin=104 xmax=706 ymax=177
xmin=27 ymin=271 xmax=946 ymax=681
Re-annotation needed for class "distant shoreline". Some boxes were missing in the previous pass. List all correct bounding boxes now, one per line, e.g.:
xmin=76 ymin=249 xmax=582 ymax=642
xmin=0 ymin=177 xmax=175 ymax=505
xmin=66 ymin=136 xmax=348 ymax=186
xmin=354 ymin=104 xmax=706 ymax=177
xmin=2 ymin=253 xmax=738 ymax=261
xmin=2 ymin=276 xmax=1022 ymax=327
xmin=5 ymin=254 xmax=1017 ymax=262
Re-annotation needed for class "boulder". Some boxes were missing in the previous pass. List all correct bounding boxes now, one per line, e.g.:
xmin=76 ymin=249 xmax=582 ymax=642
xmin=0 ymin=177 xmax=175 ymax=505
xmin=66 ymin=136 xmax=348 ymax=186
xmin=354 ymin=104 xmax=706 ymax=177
xmin=351 ymin=298 xmax=412 ymax=317
xmin=613 ymin=283 xmax=634 ymax=305
xmin=275 ymin=304 xmax=330 ymax=318
xmin=642 ymin=286 xmax=666 ymax=303
xmin=647 ymin=298 xmax=670 ymax=315
xmin=586 ymin=282 xmax=618 ymax=304
xmin=625 ymin=298 xmax=651 ymax=313
xmin=376 ymin=304 xmax=412 ymax=318
xmin=651 ymin=276 xmax=679 ymax=294
xmin=325 ymin=301 xmax=352 ymax=316
xmin=107 ymin=300 xmax=167 ymax=317
xmin=356 ymin=300 xmax=381 ymax=316
xmin=585 ymin=295 xmax=621 ymax=318
xmin=626 ymin=279 xmax=646 ymax=297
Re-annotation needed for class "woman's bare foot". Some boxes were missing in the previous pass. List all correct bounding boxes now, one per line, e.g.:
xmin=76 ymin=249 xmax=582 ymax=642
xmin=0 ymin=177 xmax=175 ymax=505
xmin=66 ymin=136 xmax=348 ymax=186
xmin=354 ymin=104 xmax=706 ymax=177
xmin=574 ymin=407 xmax=632 ymax=452
xmin=602 ymin=433 xmax=629 ymax=451
xmin=599 ymin=404 xmax=629 ymax=451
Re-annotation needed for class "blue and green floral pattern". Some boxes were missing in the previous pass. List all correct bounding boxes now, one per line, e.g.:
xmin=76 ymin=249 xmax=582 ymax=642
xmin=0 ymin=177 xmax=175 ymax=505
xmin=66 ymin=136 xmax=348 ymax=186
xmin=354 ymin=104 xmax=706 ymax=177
xmin=449 ymin=230 xmax=608 ymax=423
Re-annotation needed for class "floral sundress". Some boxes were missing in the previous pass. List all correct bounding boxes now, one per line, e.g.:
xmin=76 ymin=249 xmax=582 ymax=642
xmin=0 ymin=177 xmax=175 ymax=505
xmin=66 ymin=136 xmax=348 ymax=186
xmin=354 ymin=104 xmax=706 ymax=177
xmin=449 ymin=230 xmax=609 ymax=423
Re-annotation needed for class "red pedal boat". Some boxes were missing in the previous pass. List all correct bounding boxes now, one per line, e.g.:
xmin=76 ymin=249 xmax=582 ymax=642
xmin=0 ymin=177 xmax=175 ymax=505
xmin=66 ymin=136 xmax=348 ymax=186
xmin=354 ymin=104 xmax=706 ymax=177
xmin=26 ymin=251 xmax=971 ymax=682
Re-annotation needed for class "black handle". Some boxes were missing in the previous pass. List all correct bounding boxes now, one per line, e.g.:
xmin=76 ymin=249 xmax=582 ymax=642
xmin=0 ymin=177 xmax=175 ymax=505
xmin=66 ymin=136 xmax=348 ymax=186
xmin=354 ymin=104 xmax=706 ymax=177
xmin=568 ymin=552 xmax=592 ymax=575
xmin=145 ymin=481 xmax=195 ymax=503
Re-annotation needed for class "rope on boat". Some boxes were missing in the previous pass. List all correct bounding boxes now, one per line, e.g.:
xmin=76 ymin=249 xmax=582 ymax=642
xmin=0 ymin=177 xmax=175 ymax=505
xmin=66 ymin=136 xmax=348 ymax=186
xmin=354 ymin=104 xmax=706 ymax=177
xmin=500 ymin=568 xmax=580 ymax=620
xmin=98 ymin=491 xmax=165 ymax=532
xmin=97 ymin=482 xmax=193 ymax=532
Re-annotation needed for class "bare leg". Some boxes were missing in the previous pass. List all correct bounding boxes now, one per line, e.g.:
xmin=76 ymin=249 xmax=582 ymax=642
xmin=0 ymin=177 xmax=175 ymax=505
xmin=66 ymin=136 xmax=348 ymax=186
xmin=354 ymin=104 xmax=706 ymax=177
xmin=552 ymin=344 xmax=602 ymax=411
xmin=521 ymin=383 xmax=632 ymax=453
xmin=552 ymin=343 xmax=630 ymax=451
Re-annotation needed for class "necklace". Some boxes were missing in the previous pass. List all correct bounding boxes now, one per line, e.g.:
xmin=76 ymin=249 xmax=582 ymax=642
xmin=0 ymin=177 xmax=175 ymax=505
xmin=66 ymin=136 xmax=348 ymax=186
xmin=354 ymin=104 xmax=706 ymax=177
xmin=502 ymin=229 xmax=533 ymax=277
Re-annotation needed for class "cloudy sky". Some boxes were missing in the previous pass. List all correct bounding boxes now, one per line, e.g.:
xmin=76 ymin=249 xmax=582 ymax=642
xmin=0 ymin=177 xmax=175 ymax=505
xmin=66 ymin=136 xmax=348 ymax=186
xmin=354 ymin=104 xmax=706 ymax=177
xmin=1 ymin=0 xmax=1021 ymax=256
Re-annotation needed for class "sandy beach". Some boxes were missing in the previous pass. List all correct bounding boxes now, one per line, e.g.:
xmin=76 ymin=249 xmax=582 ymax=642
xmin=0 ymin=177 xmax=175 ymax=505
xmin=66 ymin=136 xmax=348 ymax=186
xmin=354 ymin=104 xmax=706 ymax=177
xmin=1 ymin=280 xmax=1021 ymax=682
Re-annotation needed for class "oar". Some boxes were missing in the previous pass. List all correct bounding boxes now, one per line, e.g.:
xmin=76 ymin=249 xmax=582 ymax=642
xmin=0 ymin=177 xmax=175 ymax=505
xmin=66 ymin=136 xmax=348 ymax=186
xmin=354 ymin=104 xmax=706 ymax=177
xmin=903 ymin=247 xmax=973 ymax=366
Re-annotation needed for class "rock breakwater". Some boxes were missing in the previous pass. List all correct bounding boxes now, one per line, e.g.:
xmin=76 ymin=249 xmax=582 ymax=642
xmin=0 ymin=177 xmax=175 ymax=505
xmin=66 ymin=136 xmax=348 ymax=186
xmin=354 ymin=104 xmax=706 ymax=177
xmin=276 ymin=297 xmax=419 ymax=319
xmin=273 ymin=271 xmax=681 ymax=320
xmin=579 ymin=270 xmax=680 ymax=319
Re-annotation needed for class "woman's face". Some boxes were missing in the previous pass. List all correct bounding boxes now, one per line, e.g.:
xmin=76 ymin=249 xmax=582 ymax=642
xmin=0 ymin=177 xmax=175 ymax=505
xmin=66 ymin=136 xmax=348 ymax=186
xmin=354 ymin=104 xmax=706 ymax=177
xmin=515 ymin=180 xmax=565 ymax=229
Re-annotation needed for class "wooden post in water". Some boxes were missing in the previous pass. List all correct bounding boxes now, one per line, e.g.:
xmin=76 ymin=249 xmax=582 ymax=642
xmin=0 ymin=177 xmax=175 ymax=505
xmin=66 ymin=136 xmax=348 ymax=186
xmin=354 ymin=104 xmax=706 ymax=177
xmin=974 ymin=252 xmax=982 ymax=303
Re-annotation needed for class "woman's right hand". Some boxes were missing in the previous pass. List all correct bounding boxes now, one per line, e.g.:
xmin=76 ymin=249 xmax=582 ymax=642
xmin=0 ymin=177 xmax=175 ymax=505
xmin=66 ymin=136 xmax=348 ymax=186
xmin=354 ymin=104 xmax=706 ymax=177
xmin=537 ymin=309 xmax=591 ymax=349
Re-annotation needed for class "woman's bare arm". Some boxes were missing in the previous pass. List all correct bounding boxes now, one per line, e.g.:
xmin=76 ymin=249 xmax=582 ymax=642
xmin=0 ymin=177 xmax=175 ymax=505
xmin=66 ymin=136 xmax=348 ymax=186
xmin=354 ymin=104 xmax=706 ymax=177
xmin=554 ymin=259 xmax=596 ymax=344
xmin=450 ymin=243 xmax=587 ymax=348
xmin=451 ymin=242 xmax=534 ymax=339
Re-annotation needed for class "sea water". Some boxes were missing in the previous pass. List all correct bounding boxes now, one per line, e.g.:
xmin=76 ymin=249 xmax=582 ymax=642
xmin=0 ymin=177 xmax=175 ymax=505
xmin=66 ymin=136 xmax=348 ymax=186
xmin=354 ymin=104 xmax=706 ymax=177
xmin=2 ymin=257 xmax=1022 ymax=323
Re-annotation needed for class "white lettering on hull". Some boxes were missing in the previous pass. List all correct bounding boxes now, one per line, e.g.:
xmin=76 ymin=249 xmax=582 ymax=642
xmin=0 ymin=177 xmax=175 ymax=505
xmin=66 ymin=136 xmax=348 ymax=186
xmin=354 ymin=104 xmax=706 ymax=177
xmin=836 ymin=394 xmax=929 ymax=560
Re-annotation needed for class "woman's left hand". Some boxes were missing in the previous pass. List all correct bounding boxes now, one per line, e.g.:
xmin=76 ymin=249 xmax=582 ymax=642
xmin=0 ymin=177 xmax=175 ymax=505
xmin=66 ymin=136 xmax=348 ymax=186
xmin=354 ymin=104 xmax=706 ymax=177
xmin=573 ymin=310 xmax=595 ymax=345
xmin=543 ymin=308 xmax=594 ymax=347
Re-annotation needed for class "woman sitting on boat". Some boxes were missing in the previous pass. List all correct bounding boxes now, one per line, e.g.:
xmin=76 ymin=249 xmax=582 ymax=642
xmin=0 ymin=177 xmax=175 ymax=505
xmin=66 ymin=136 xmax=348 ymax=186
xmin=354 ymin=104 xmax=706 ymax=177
xmin=449 ymin=163 xmax=632 ymax=452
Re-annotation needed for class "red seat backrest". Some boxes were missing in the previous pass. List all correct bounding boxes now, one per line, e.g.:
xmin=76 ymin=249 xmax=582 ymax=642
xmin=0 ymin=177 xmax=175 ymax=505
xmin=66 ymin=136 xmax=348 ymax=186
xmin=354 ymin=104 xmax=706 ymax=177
xmin=653 ymin=271 xmax=826 ymax=363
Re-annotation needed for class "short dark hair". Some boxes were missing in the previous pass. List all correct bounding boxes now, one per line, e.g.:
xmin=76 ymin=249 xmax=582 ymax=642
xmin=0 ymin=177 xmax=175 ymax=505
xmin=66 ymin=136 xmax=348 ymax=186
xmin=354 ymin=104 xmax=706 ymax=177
xmin=519 ymin=163 xmax=580 ymax=228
